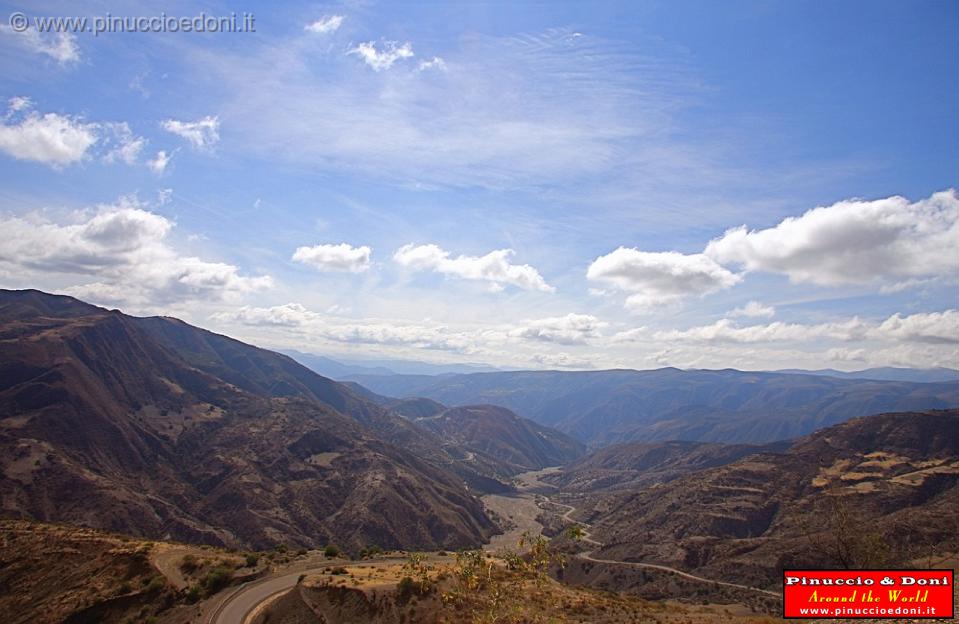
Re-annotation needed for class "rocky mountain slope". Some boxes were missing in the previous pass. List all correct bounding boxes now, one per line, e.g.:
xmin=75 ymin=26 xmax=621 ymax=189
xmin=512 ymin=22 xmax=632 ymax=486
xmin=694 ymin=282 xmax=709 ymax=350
xmin=560 ymin=409 xmax=959 ymax=589
xmin=410 ymin=404 xmax=584 ymax=478
xmin=347 ymin=369 xmax=959 ymax=446
xmin=0 ymin=289 xmax=496 ymax=551
xmin=545 ymin=439 xmax=788 ymax=493
xmin=0 ymin=518 xmax=783 ymax=624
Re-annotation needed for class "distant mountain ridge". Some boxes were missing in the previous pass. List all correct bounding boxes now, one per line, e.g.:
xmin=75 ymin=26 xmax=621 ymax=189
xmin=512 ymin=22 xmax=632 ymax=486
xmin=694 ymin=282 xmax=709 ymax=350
xmin=282 ymin=349 xmax=500 ymax=378
xmin=773 ymin=366 xmax=959 ymax=383
xmin=346 ymin=368 xmax=959 ymax=447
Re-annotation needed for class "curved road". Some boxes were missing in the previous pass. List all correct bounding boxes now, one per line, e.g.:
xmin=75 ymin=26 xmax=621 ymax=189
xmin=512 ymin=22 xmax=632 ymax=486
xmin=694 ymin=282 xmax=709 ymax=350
xmin=213 ymin=473 xmax=777 ymax=622
xmin=208 ymin=570 xmax=304 ymax=624
xmin=533 ymin=482 xmax=779 ymax=598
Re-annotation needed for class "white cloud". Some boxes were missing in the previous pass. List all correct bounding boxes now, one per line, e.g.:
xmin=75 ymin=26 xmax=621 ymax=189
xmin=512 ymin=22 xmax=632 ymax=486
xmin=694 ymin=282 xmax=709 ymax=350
xmin=587 ymin=247 xmax=741 ymax=312
xmin=0 ymin=196 xmax=271 ymax=305
xmin=212 ymin=303 xmax=321 ymax=327
xmin=6 ymin=96 xmax=31 ymax=114
xmin=0 ymin=101 xmax=150 ymax=169
xmin=157 ymin=188 xmax=173 ymax=205
xmin=874 ymin=310 xmax=959 ymax=345
xmin=509 ymin=313 xmax=606 ymax=345
xmin=292 ymin=243 xmax=372 ymax=273
xmin=609 ymin=327 xmax=648 ymax=343
xmin=147 ymin=150 xmax=172 ymax=174
xmin=161 ymin=116 xmax=220 ymax=150
xmin=348 ymin=40 xmax=414 ymax=71
xmin=0 ymin=104 xmax=97 ymax=167
xmin=205 ymin=28 xmax=699 ymax=189
xmin=305 ymin=15 xmax=344 ymax=34
xmin=102 ymin=123 xmax=145 ymax=165
xmin=652 ymin=310 xmax=959 ymax=346
xmin=827 ymin=347 xmax=867 ymax=363
xmin=394 ymin=243 xmax=554 ymax=292
xmin=705 ymin=189 xmax=959 ymax=287
xmin=655 ymin=318 xmax=870 ymax=344
xmin=216 ymin=303 xmax=483 ymax=353
xmin=0 ymin=25 xmax=79 ymax=64
xmin=729 ymin=300 xmax=775 ymax=318
xmin=418 ymin=57 xmax=446 ymax=71
xmin=529 ymin=352 xmax=595 ymax=369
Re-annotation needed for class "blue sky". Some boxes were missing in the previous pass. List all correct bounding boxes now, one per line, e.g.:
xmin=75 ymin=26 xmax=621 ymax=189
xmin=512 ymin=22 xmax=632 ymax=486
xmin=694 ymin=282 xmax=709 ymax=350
xmin=1 ymin=0 xmax=957 ymax=370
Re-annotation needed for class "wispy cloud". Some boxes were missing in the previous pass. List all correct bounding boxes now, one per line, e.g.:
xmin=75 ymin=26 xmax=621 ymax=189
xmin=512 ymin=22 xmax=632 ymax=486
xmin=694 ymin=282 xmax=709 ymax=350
xmin=729 ymin=301 xmax=776 ymax=318
xmin=161 ymin=115 xmax=220 ymax=150
xmin=394 ymin=243 xmax=554 ymax=292
xmin=0 ymin=25 xmax=79 ymax=65
xmin=418 ymin=56 xmax=446 ymax=72
xmin=348 ymin=40 xmax=414 ymax=71
xmin=191 ymin=28 xmax=699 ymax=189
xmin=305 ymin=15 xmax=344 ymax=35
xmin=147 ymin=150 xmax=172 ymax=175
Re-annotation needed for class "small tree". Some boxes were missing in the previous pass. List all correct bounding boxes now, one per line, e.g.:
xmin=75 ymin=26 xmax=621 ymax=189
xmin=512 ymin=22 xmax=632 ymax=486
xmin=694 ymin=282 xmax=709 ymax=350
xmin=403 ymin=552 xmax=434 ymax=594
xmin=518 ymin=531 xmax=566 ymax=585
xmin=324 ymin=544 xmax=340 ymax=558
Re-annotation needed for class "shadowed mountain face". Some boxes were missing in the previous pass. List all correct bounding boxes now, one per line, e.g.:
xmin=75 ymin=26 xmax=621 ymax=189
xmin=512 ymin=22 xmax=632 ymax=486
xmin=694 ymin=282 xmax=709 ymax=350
xmin=0 ymin=289 xmax=497 ymax=551
xmin=346 ymin=369 xmax=959 ymax=447
xmin=409 ymin=404 xmax=584 ymax=478
xmin=562 ymin=409 xmax=959 ymax=589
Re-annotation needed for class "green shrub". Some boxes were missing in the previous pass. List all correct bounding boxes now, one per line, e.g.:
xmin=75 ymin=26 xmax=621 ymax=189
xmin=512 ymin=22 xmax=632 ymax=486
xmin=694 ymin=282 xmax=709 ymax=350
xmin=360 ymin=544 xmax=383 ymax=559
xmin=244 ymin=553 xmax=259 ymax=567
xmin=201 ymin=566 xmax=234 ymax=596
xmin=179 ymin=554 xmax=198 ymax=574
xmin=184 ymin=585 xmax=201 ymax=604
xmin=397 ymin=576 xmax=416 ymax=596
xmin=324 ymin=544 xmax=340 ymax=558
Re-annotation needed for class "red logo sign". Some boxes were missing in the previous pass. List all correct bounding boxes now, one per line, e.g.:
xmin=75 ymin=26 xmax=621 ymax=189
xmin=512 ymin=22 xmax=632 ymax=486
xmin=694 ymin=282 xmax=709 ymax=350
xmin=783 ymin=569 xmax=954 ymax=619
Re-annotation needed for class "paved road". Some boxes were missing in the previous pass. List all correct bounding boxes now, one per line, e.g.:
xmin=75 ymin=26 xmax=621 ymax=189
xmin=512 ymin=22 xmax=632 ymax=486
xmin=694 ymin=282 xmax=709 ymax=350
xmin=207 ymin=556 xmax=440 ymax=624
xmin=576 ymin=551 xmax=780 ymax=598
xmin=550 ymin=500 xmax=603 ymax=547
xmin=208 ymin=571 xmax=303 ymax=624
xmin=214 ymin=470 xmax=778 ymax=622
xmin=489 ymin=469 xmax=778 ymax=599
xmin=553 ymin=501 xmax=778 ymax=598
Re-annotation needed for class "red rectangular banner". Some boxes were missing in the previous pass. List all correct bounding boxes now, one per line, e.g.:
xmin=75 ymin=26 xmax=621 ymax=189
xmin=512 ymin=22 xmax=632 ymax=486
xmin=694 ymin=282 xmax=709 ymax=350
xmin=783 ymin=569 xmax=954 ymax=619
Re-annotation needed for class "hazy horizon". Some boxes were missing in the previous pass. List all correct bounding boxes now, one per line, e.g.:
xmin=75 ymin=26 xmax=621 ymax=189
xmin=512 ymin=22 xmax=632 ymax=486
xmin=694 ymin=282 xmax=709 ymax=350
xmin=1 ymin=1 xmax=957 ymax=372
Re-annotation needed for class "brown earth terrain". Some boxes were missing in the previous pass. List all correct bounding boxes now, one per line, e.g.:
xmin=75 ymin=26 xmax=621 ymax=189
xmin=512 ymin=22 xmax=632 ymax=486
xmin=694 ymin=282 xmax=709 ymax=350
xmin=552 ymin=409 xmax=959 ymax=592
xmin=0 ymin=289 xmax=497 ymax=551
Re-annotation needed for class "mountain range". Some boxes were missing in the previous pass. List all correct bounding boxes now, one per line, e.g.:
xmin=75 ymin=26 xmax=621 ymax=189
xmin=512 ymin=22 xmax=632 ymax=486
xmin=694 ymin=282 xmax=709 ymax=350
xmin=774 ymin=366 xmax=959 ymax=383
xmin=345 ymin=369 xmax=959 ymax=447
xmin=0 ymin=289 xmax=576 ymax=551
xmin=556 ymin=409 xmax=959 ymax=589
xmin=281 ymin=349 xmax=500 ymax=378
